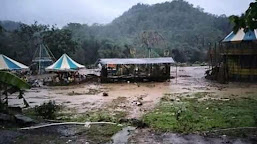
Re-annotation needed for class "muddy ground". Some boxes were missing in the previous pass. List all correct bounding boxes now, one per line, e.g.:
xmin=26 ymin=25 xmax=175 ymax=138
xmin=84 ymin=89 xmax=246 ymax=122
xmin=3 ymin=66 xmax=257 ymax=143
xmin=129 ymin=128 xmax=256 ymax=144
xmin=9 ymin=66 xmax=257 ymax=118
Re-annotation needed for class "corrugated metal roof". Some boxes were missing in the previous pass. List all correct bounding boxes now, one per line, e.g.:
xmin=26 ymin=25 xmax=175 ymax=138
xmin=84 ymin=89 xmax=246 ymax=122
xmin=98 ymin=57 xmax=175 ymax=65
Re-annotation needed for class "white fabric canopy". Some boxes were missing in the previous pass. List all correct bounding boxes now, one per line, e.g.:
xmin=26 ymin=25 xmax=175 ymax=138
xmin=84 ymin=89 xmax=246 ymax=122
xmin=0 ymin=54 xmax=29 ymax=70
xmin=45 ymin=54 xmax=85 ymax=71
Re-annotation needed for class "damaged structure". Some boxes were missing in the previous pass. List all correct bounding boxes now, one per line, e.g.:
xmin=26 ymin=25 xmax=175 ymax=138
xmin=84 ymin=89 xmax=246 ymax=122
xmin=97 ymin=57 xmax=175 ymax=82
xmin=208 ymin=28 xmax=257 ymax=82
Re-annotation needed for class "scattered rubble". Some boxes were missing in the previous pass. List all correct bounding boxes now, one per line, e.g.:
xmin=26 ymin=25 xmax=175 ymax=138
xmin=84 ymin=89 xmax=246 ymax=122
xmin=132 ymin=101 xmax=142 ymax=106
xmin=179 ymin=75 xmax=191 ymax=78
xmin=103 ymin=92 xmax=109 ymax=96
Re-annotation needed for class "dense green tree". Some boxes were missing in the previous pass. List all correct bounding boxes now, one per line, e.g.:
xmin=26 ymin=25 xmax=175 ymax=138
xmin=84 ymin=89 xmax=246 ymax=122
xmin=0 ymin=22 xmax=78 ymax=65
xmin=76 ymin=36 xmax=100 ymax=65
xmin=43 ymin=27 xmax=78 ymax=58
xmin=0 ymin=25 xmax=3 ymax=33
xmin=98 ymin=40 xmax=125 ymax=58
xmin=229 ymin=0 xmax=257 ymax=31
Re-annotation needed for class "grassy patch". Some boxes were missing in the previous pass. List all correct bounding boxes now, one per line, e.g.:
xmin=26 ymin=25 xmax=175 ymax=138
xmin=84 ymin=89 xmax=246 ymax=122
xmin=15 ymin=124 xmax=122 ymax=144
xmin=143 ymin=93 xmax=257 ymax=133
xmin=84 ymin=124 xmax=122 ymax=143
xmin=21 ymin=109 xmax=124 ymax=143
xmin=57 ymin=110 xmax=127 ymax=123
xmin=23 ymin=102 xmax=127 ymax=124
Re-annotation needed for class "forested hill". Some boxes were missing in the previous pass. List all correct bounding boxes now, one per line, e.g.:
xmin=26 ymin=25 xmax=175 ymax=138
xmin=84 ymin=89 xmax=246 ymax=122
xmin=65 ymin=0 xmax=232 ymax=63
xmin=104 ymin=1 xmax=231 ymax=39
xmin=96 ymin=0 xmax=231 ymax=62
xmin=0 ymin=0 xmax=232 ymax=65
xmin=0 ymin=20 xmax=21 ymax=31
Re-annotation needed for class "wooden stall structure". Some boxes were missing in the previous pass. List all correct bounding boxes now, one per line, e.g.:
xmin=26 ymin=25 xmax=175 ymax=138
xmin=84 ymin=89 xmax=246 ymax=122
xmin=208 ymin=28 xmax=257 ymax=82
xmin=97 ymin=57 xmax=175 ymax=82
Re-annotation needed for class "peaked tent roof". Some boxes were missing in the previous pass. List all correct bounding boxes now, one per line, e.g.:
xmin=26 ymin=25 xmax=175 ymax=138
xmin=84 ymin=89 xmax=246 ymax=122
xmin=223 ymin=28 xmax=257 ymax=42
xmin=45 ymin=54 xmax=85 ymax=71
xmin=98 ymin=57 xmax=175 ymax=65
xmin=0 ymin=54 xmax=29 ymax=70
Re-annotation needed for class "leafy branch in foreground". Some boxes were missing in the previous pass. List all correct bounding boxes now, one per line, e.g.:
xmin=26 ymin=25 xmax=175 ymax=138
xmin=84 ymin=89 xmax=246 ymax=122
xmin=229 ymin=0 xmax=257 ymax=32
xmin=0 ymin=71 xmax=30 ymax=109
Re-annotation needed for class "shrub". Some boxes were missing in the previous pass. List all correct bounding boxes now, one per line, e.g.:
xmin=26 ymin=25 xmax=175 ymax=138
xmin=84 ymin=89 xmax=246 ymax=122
xmin=35 ymin=101 xmax=60 ymax=119
xmin=0 ymin=99 xmax=5 ymax=112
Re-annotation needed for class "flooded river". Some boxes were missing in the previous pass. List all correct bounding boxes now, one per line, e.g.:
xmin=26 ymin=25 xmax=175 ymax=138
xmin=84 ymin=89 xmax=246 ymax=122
xmin=8 ymin=66 xmax=257 ymax=119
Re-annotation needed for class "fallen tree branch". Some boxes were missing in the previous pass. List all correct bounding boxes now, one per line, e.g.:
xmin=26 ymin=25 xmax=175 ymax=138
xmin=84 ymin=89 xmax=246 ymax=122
xmin=20 ymin=122 xmax=122 ymax=130
xmin=204 ymin=127 xmax=257 ymax=133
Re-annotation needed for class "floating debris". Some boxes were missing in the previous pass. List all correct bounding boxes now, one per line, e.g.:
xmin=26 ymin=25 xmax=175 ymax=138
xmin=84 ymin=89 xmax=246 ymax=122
xmin=103 ymin=92 xmax=109 ymax=97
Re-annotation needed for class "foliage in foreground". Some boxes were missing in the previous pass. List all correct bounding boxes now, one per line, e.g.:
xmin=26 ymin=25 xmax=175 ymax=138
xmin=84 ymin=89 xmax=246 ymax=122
xmin=230 ymin=0 xmax=257 ymax=31
xmin=0 ymin=71 xmax=30 ymax=90
xmin=0 ymin=71 xmax=30 ymax=108
xmin=143 ymin=93 xmax=257 ymax=133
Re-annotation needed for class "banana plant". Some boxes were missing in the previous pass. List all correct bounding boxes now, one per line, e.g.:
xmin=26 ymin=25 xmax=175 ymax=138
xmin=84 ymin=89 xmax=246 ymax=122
xmin=0 ymin=71 xmax=31 ymax=108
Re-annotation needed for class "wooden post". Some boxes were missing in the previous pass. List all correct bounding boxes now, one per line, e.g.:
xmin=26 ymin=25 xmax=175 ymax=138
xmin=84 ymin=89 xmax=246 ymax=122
xmin=38 ymin=45 xmax=42 ymax=75
xmin=176 ymin=64 xmax=178 ymax=84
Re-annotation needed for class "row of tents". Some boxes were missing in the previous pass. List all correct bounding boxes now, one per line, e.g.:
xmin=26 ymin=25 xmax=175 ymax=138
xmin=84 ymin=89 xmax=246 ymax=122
xmin=0 ymin=54 xmax=85 ymax=72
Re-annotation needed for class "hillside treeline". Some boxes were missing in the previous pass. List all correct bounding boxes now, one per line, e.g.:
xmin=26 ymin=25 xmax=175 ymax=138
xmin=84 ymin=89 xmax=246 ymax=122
xmin=0 ymin=0 xmax=232 ymax=65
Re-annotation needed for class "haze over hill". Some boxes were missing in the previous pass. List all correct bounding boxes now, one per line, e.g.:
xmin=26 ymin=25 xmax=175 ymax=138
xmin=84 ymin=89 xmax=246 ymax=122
xmin=0 ymin=0 xmax=234 ymax=64
xmin=0 ymin=0 xmax=254 ymax=27
xmin=64 ymin=1 xmax=232 ymax=62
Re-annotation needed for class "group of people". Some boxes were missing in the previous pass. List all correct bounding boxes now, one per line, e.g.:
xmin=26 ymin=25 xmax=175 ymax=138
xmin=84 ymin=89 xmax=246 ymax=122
xmin=46 ymin=72 xmax=86 ymax=85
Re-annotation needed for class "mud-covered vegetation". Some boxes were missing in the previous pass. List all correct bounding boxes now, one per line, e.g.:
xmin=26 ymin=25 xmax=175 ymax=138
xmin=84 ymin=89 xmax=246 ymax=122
xmin=24 ymin=101 xmax=127 ymax=124
xmin=19 ymin=103 xmax=125 ymax=143
xmin=143 ymin=92 xmax=257 ymax=134
xmin=13 ymin=124 xmax=122 ymax=144
xmin=23 ymin=100 xmax=61 ymax=120
xmin=57 ymin=110 xmax=127 ymax=123
xmin=34 ymin=101 xmax=61 ymax=119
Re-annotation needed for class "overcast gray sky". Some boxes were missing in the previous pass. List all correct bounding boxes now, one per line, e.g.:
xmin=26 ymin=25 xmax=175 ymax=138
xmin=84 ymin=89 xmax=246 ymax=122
xmin=0 ymin=0 xmax=254 ymax=27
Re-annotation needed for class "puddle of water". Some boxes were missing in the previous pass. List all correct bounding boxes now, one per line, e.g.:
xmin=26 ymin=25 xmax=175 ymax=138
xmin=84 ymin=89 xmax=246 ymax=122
xmin=110 ymin=126 xmax=136 ymax=144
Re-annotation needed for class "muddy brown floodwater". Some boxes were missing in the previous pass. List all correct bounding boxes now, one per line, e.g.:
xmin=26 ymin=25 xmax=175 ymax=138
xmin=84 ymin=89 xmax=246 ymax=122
xmin=8 ymin=66 xmax=257 ymax=119
xmin=6 ymin=66 xmax=257 ymax=143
